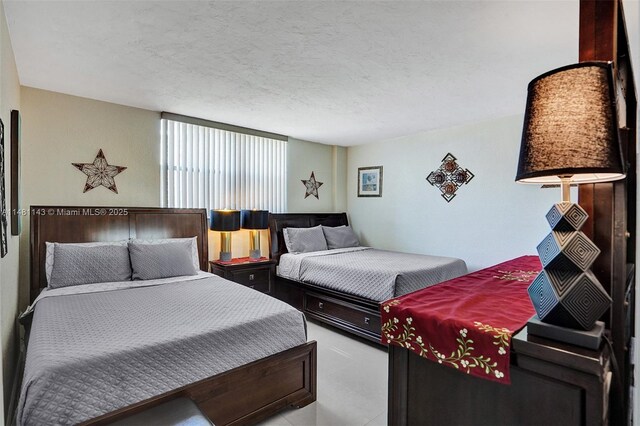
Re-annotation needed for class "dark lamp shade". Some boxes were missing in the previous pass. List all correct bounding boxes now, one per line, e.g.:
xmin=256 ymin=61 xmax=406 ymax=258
xmin=210 ymin=210 xmax=240 ymax=231
xmin=241 ymin=210 xmax=269 ymax=229
xmin=516 ymin=62 xmax=625 ymax=184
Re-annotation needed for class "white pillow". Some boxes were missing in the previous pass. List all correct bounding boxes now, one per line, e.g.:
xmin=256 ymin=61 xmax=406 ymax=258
xmin=129 ymin=237 xmax=200 ymax=270
xmin=45 ymin=241 xmax=129 ymax=285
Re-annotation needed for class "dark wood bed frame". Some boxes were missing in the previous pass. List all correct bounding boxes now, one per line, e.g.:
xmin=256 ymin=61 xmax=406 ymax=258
xmin=268 ymin=213 xmax=383 ymax=344
xmin=29 ymin=206 xmax=317 ymax=426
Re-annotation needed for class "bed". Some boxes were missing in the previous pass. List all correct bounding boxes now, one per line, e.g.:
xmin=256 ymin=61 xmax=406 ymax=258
xmin=268 ymin=212 xmax=467 ymax=343
xmin=21 ymin=206 xmax=316 ymax=426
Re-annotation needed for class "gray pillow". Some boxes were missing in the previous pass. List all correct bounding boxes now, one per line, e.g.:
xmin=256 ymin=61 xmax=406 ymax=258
xmin=49 ymin=243 xmax=133 ymax=289
xmin=131 ymin=237 xmax=200 ymax=270
xmin=322 ymin=225 xmax=360 ymax=250
xmin=283 ymin=225 xmax=328 ymax=254
xmin=129 ymin=240 xmax=198 ymax=280
xmin=45 ymin=240 xmax=129 ymax=285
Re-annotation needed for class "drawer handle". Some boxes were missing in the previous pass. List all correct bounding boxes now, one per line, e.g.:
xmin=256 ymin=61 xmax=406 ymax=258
xmin=364 ymin=317 xmax=370 ymax=325
xmin=318 ymin=302 xmax=324 ymax=310
xmin=249 ymin=274 xmax=255 ymax=281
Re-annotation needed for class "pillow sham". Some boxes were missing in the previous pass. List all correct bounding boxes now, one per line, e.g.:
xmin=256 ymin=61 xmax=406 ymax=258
xmin=45 ymin=240 xmax=129 ymax=285
xmin=128 ymin=240 xmax=198 ymax=280
xmin=322 ymin=225 xmax=360 ymax=250
xmin=283 ymin=225 xmax=328 ymax=254
xmin=48 ymin=243 xmax=132 ymax=289
xmin=130 ymin=237 xmax=200 ymax=270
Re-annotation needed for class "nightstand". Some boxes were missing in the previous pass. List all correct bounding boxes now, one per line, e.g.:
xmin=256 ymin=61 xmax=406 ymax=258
xmin=209 ymin=257 xmax=276 ymax=294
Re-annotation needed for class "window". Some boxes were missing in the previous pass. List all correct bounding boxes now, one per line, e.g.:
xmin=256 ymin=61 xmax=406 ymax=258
xmin=161 ymin=113 xmax=287 ymax=212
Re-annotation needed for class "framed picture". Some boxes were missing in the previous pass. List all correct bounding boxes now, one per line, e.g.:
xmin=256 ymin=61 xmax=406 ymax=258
xmin=0 ymin=118 xmax=7 ymax=257
xmin=357 ymin=166 xmax=383 ymax=197
xmin=11 ymin=110 xmax=20 ymax=235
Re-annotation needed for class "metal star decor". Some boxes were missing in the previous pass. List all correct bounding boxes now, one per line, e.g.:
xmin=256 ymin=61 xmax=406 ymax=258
xmin=72 ymin=149 xmax=127 ymax=194
xmin=301 ymin=171 xmax=323 ymax=199
xmin=426 ymin=153 xmax=474 ymax=202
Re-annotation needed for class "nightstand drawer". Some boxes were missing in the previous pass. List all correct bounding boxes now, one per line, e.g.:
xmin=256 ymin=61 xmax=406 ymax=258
xmin=229 ymin=269 xmax=271 ymax=291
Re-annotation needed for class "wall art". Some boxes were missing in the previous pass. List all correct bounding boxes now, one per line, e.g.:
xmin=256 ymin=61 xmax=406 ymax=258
xmin=0 ymin=118 xmax=7 ymax=257
xmin=302 ymin=171 xmax=323 ymax=199
xmin=72 ymin=149 xmax=127 ymax=194
xmin=11 ymin=110 xmax=21 ymax=235
xmin=357 ymin=166 xmax=383 ymax=197
xmin=426 ymin=153 xmax=474 ymax=202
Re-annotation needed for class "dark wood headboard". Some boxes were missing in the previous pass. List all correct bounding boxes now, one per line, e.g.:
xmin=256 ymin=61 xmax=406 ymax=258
xmin=268 ymin=213 xmax=348 ymax=263
xmin=30 ymin=206 xmax=209 ymax=303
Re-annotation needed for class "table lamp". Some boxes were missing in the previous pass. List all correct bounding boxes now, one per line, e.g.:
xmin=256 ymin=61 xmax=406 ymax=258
xmin=210 ymin=209 xmax=240 ymax=262
xmin=241 ymin=210 xmax=269 ymax=260
xmin=515 ymin=61 xmax=625 ymax=348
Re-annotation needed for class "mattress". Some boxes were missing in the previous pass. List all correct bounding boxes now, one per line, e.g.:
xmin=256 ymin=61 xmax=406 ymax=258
xmin=17 ymin=272 xmax=307 ymax=426
xmin=277 ymin=247 xmax=467 ymax=301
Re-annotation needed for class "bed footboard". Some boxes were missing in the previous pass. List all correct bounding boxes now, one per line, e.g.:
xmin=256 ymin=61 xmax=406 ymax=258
xmin=86 ymin=341 xmax=317 ymax=426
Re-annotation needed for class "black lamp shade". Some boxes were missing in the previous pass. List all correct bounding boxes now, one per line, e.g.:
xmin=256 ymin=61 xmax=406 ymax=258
xmin=210 ymin=210 xmax=240 ymax=231
xmin=241 ymin=210 xmax=269 ymax=230
xmin=516 ymin=62 xmax=625 ymax=184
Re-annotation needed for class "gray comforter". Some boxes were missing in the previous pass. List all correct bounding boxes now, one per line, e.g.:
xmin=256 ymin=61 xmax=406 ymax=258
xmin=278 ymin=247 xmax=467 ymax=301
xmin=17 ymin=273 xmax=307 ymax=426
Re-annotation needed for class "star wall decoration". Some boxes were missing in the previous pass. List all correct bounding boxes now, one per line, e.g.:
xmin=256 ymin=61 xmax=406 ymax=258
xmin=301 ymin=171 xmax=323 ymax=199
xmin=72 ymin=149 xmax=127 ymax=194
xmin=426 ymin=153 xmax=474 ymax=202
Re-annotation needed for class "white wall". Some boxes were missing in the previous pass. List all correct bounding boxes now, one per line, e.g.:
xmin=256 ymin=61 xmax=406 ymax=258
xmin=0 ymin=0 xmax=21 ymax=419
xmin=347 ymin=115 xmax=560 ymax=272
xmin=620 ymin=0 xmax=639 ymax=420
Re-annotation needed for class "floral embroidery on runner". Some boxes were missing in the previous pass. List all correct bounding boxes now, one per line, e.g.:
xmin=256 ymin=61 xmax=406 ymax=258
xmin=493 ymin=270 xmax=538 ymax=282
xmin=382 ymin=316 xmax=506 ymax=379
xmin=474 ymin=321 xmax=511 ymax=355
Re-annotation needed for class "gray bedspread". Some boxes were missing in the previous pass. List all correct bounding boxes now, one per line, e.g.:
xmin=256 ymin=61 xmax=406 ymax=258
xmin=278 ymin=247 xmax=467 ymax=301
xmin=17 ymin=274 xmax=307 ymax=426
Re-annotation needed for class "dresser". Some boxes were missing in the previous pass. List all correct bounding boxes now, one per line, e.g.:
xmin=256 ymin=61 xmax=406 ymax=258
xmin=388 ymin=327 xmax=612 ymax=425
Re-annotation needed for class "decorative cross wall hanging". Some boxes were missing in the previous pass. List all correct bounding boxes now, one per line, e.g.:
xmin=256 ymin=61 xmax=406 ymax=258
xmin=301 ymin=171 xmax=323 ymax=199
xmin=426 ymin=153 xmax=474 ymax=202
xmin=72 ymin=149 xmax=127 ymax=194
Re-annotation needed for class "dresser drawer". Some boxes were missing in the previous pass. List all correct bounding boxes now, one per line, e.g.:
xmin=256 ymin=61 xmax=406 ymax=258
xmin=229 ymin=268 xmax=271 ymax=292
xmin=306 ymin=293 xmax=381 ymax=334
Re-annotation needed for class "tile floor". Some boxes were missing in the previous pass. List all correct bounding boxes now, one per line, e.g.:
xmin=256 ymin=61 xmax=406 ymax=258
xmin=257 ymin=321 xmax=388 ymax=426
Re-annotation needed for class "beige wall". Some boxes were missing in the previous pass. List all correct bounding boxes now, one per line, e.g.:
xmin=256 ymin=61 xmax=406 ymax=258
xmin=18 ymin=88 xmax=347 ymax=271
xmin=18 ymin=88 xmax=161 ymax=310
xmin=287 ymin=137 xmax=345 ymax=213
xmin=0 ymin=0 xmax=21 ymax=419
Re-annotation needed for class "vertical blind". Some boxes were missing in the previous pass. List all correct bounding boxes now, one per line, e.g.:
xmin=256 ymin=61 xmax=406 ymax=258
xmin=161 ymin=115 xmax=287 ymax=212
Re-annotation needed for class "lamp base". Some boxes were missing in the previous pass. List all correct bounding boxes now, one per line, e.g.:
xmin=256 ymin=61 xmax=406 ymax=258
xmin=249 ymin=249 xmax=261 ymax=260
xmin=526 ymin=315 xmax=604 ymax=350
xmin=219 ymin=251 xmax=232 ymax=262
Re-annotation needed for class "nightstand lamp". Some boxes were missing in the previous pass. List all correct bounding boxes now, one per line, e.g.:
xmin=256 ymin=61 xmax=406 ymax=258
xmin=210 ymin=209 xmax=240 ymax=262
xmin=516 ymin=62 xmax=625 ymax=349
xmin=241 ymin=210 xmax=269 ymax=260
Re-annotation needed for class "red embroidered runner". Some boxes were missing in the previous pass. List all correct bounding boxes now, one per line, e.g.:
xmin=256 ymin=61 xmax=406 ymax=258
xmin=381 ymin=255 xmax=541 ymax=384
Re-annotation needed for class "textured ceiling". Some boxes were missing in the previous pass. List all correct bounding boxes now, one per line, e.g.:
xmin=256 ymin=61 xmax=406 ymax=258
xmin=5 ymin=1 xmax=581 ymax=145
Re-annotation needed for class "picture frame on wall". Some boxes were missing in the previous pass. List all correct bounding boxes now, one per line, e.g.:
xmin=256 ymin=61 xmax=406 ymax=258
xmin=357 ymin=166 xmax=383 ymax=197
xmin=0 ymin=118 xmax=7 ymax=257
xmin=11 ymin=110 xmax=20 ymax=235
